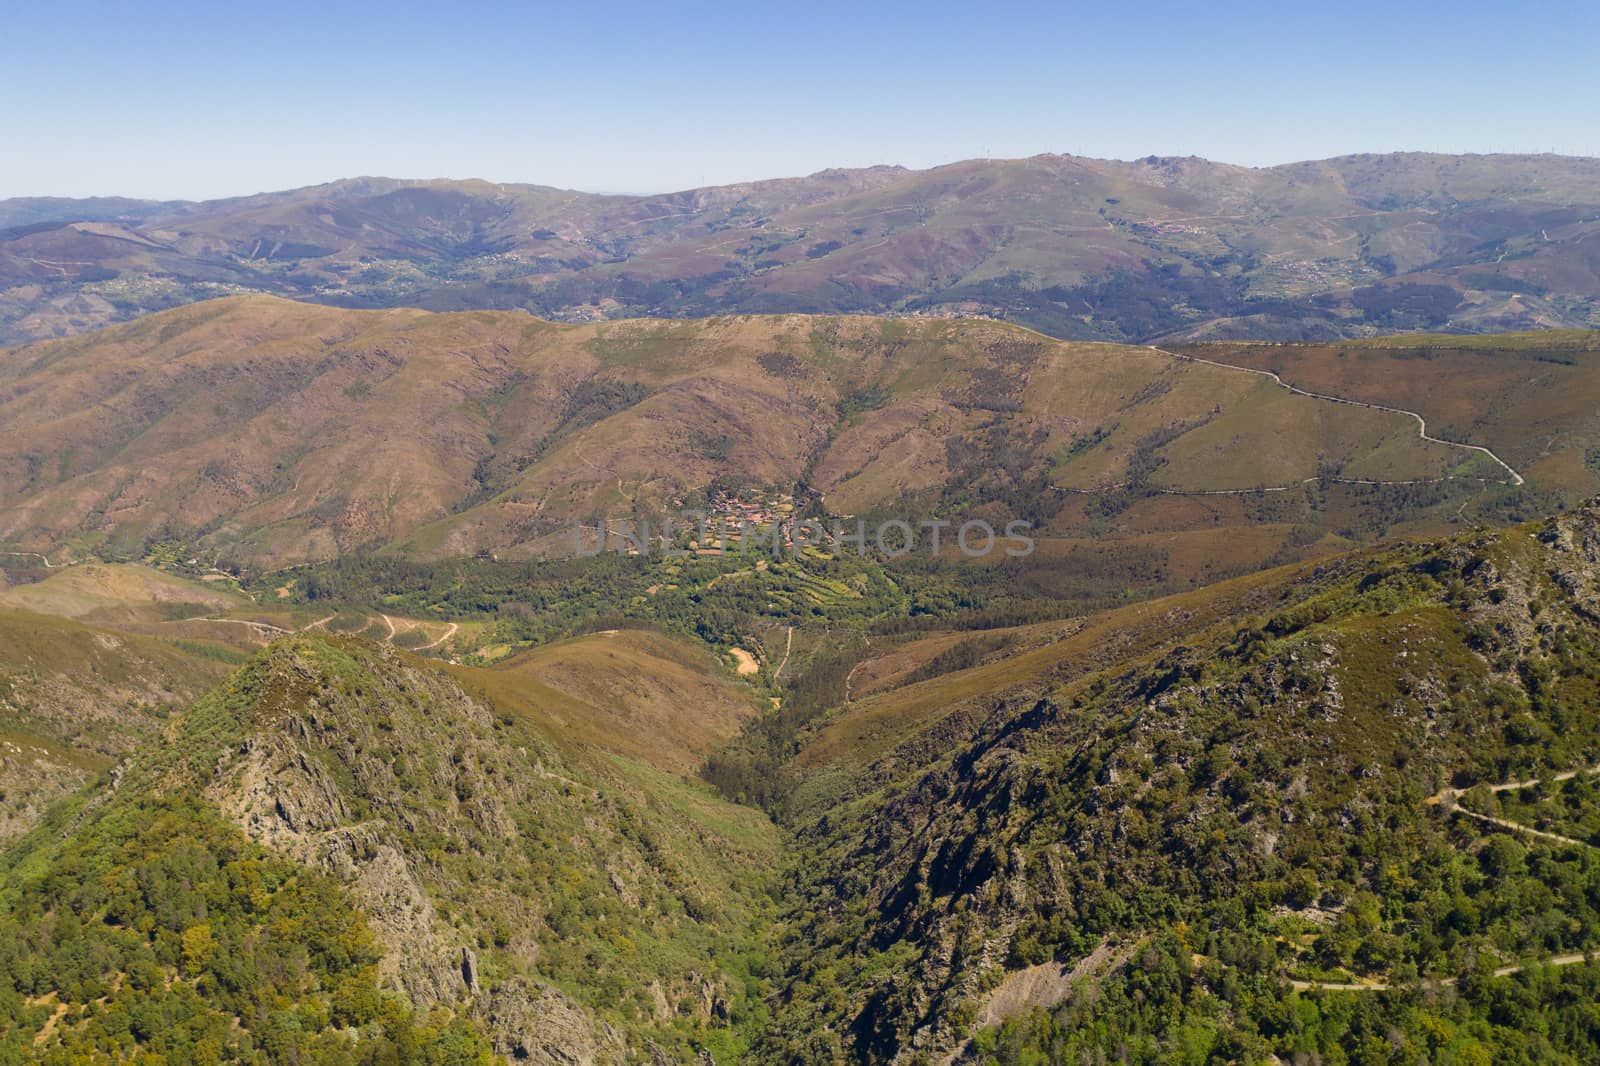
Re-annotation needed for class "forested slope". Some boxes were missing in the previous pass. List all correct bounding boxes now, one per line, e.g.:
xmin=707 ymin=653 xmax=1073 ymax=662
xmin=756 ymin=501 xmax=1600 ymax=1063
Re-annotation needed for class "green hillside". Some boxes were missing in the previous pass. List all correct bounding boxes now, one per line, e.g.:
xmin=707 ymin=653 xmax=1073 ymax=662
xmin=754 ymin=501 xmax=1600 ymax=1062
xmin=5 ymin=499 xmax=1600 ymax=1062
xmin=0 ymin=607 xmax=228 ymax=846
xmin=5 ymin=308 xmax=1600 ymax=1063
xmin=1 ymin=633 xmax=779 ymax=1062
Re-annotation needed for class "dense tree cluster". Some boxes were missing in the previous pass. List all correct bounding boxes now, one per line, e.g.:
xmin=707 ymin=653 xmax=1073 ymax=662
xmin=0 ymin=796 xmax=491 ymax=1063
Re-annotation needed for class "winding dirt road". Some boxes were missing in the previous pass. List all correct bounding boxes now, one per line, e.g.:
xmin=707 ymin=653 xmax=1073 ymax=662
xmin=1293 ymin=764 xmax=1600 ymax=992
xmin=1450 ymin=806 xmax=1595 ymax=850
xmin=1147 ymin=345 xmax=1526 ymax=488
xmin=1476 ymin=764 xmax=1600 ymax=796
xmin=1291 ymin=954 xmax=1593 ymax=992
xmin=773 ymin=625 xmax=794 ymax=680
xmin=196 ymin=617 xmax=292 ymax=637
xmin=1429 ymin=763 xmax=1600 ymax=851
xmin=416 ymin=622 xmax=459 ymax=651
xmin=0 ymin=551 xmax=59 ymax=568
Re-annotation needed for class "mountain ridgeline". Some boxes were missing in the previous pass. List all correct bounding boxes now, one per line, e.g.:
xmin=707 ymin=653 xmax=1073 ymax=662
xmin=1 ymin=631 xmax=778 ymax=1063
xmin=762 ymin=500 xmax=1600 ymax=1063
xmin=3 ymin=299 xmax=1595 ymax=582
xmin=4 ymin=152 xmax=1600 ymax=346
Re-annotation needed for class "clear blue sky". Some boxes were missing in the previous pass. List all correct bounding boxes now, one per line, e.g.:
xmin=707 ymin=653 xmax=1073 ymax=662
xmin=4 ymin=0 xmax=1597 ymax=200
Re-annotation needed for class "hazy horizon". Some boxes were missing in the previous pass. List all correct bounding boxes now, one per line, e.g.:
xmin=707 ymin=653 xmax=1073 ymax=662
xmin=6 ymin=0 xmax=1599 ymax=200
xmin=9 ymin=146 xmax=1600 ymax=205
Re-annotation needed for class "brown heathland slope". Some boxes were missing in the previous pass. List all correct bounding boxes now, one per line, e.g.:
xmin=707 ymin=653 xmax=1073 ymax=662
xmin=0 ymin=606 xmax=230 ymax=843
xmin=0 ymin=562 xmax=245 ymax=625
xmin=0 ymin=296 xmax=1521 ymax=567
xmin=789 ymin=552 xmax=1352 ymax=779
xmin=1175 ymin=332 xmax=1600 ymax=499
xmin=451 ymin=627 xmax=761 ymax=774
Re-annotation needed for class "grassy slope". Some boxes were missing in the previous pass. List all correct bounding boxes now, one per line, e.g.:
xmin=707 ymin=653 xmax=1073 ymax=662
xmin=451 ymin=627 xmax=762 ymax=775
xmin=0 ymin=562 xmax=245 ymax=624
xmin=0 ymin=606 xmax=229 ymax=845
xmin=1178 ymin=334 xmax=1600 ymax=500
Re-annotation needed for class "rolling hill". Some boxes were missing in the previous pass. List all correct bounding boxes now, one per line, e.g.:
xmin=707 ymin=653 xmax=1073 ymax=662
xmin=5 ymin=258 xmax=1600 ymax=1063
xmin=1173 ymin=330 xmax=1600 ymax=497
xmin=5 ymin=152 xmax=1600 ymax=346
xmin=0 ymin=298 xmax=1561 ymax=577
xmin=452 ymin=626 xmax=763 ymax=774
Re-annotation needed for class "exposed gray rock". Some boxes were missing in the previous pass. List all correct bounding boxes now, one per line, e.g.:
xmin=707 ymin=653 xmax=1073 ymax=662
xmin=472 ymin=976 xmax=627 ymax=1066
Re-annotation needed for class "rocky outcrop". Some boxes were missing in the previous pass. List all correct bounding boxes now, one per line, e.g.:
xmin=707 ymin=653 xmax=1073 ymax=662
xmin=208 ymin=691 xmax=471 ymax=1006
xmin=188 ymin=633 xmax=750 ymax=1063
xmin=471 ymin=977 xmax=627 ymax=1066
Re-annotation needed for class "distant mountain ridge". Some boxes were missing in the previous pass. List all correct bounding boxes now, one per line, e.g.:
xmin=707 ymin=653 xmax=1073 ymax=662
xmin=4 ymin=151 xmax=1598 ymax=344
